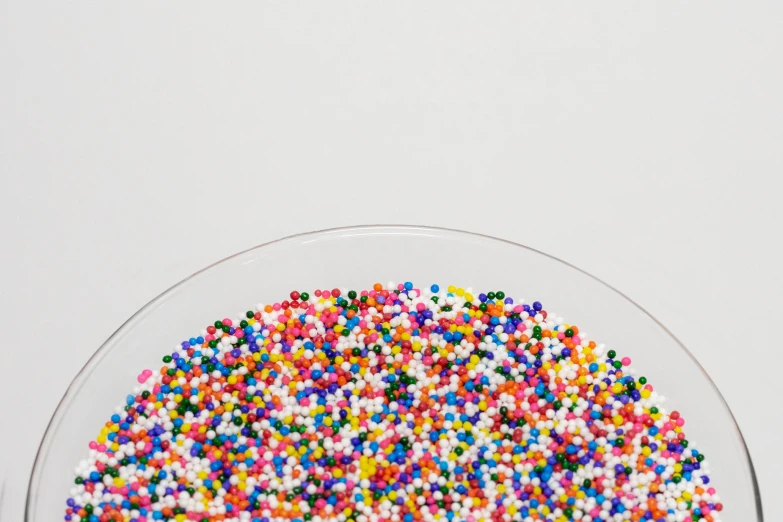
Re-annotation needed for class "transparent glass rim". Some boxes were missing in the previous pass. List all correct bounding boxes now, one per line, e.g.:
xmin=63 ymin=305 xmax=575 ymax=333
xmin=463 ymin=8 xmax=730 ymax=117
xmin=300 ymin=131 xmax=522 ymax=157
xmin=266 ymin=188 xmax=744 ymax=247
xmin=26 ymin=224 xmax=763 ymax=521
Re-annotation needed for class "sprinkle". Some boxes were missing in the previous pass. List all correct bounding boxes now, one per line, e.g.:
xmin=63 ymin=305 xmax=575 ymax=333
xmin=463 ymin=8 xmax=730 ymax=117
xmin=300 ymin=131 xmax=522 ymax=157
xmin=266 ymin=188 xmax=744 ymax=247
xmin=64 ymin=283 xmax=722 ymax=522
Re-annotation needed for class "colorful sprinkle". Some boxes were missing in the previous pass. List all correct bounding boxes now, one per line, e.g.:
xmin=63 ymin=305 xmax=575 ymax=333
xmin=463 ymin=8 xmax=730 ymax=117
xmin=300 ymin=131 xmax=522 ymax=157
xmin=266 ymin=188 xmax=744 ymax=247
xmin=64 ymin=283 xmax=722 ymax=522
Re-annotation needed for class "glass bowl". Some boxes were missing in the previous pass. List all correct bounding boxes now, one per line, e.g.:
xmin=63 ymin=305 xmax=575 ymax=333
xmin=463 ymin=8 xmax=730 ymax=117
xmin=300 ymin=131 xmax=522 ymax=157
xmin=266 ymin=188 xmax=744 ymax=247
xmin=27 ymin=225 xmax=762 ymax=521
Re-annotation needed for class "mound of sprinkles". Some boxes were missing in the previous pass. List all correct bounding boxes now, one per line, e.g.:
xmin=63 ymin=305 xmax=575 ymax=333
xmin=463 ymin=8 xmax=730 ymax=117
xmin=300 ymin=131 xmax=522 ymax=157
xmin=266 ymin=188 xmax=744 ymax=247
xmin=65 ymin=283 xmax=722 ymax=522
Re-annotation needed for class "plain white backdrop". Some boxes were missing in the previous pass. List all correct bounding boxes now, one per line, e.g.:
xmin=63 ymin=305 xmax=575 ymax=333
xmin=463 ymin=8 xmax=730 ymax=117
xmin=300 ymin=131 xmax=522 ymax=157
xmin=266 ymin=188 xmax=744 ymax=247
xmin=2 ymin=2 xmax=781 ymax=520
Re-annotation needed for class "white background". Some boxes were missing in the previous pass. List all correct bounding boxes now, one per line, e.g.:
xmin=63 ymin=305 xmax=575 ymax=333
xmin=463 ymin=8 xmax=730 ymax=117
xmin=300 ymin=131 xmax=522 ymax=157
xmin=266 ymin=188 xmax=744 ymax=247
xmin=1 ymin=2 xmax=781 ymax=520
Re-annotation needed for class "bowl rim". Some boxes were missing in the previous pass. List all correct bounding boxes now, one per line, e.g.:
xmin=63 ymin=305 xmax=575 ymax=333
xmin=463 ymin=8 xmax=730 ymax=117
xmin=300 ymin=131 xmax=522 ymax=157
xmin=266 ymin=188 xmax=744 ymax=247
xmin=26 ymin=224 xmax=763 ymax=521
